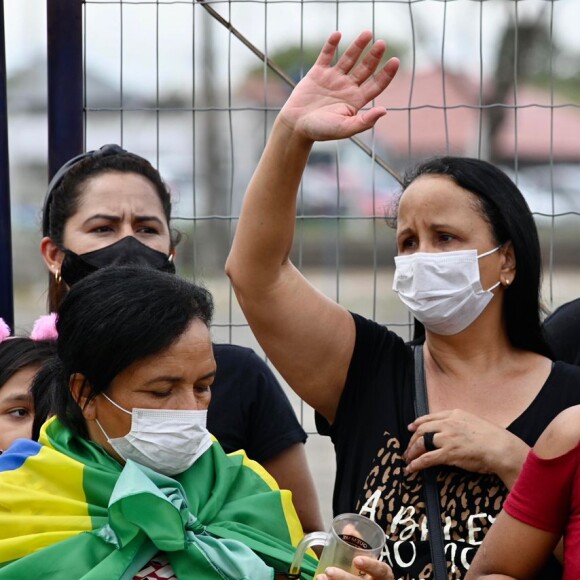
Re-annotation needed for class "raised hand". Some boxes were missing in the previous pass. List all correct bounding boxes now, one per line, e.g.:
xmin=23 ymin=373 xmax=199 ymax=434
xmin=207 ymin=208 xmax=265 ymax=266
xmin=226 ymin=31 xmax=396 ymax=422
xmin=404 ymin=409 xmax=530 ymax=488
xmin=278 ymin=30 xmax=399 ymax=142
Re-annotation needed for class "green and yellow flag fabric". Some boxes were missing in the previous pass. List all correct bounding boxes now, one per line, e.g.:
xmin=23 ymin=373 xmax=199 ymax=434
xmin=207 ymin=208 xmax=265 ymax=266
xmin=0 ymin=417 xmax=317 ymax=579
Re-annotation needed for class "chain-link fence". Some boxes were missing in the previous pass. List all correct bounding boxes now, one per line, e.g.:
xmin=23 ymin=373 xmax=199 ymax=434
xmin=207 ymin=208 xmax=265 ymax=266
xmin=5 ymin=0 xmax=580 ymax=522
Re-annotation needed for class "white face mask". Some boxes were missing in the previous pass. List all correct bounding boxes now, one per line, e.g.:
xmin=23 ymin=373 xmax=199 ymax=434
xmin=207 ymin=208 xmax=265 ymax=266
xmin=392 ymin=246 xmax=502 ymax=336
xmin=95 ymin=393 xmax=212 ymax=476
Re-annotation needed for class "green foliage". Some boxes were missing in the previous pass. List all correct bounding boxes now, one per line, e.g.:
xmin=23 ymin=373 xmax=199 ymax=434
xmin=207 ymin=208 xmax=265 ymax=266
xmin=529 ymin=72 xmax=580 ymax=103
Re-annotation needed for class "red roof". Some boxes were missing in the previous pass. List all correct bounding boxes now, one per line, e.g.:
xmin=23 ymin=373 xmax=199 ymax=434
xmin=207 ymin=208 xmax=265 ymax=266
xmin=372 ymin=67 xmax=580 ymax=163
xmin=373 ymin=67 xmax=482 ymax=159
xmin=495 ymin=85 xmax=580 ymax=162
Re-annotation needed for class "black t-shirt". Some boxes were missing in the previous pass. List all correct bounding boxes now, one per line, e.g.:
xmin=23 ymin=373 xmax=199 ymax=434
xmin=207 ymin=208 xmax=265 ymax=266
xmin=319 ymin=313 xmax=580 ymax=579
xmin=544 ymin=298 xmax=580 ymax=366
xmin=208 ymin=343 xmax=307 ymax=463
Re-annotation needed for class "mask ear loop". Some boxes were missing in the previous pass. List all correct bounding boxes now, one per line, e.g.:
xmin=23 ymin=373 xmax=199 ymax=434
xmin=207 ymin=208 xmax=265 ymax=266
xmin=94 ymin=393 xmax=132 ymax=459
xmin=478 ymin=245 xmax=504 ymax=293
xmin=477 ymin=244 xmax=502 ymax=260
xmin=101 ymin=392 xmax=132 ymax=415
xmin=486 ymin=281 xmax=502 ymax=293
xmin=94 ymin=418 xmax=113 ymax=442
xmin=93 ymin=418 xmax=129 ymax=464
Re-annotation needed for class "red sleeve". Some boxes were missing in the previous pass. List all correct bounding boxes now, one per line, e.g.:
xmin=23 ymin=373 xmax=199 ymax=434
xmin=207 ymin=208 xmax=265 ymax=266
xmin=503 ymin=444 xmax=580 ymax=534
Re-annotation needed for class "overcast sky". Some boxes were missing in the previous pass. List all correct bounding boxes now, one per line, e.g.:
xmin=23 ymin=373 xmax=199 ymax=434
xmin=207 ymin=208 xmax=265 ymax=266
xmin=6 ymin=1 xmax=580 ymax=93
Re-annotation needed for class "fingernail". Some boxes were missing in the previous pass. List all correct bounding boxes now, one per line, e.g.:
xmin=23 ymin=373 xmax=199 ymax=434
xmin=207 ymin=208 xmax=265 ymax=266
xmin=354 ymin=557 xmax=365 ymax=567
xmin=325 ymin=568 xmax=337 ymax=578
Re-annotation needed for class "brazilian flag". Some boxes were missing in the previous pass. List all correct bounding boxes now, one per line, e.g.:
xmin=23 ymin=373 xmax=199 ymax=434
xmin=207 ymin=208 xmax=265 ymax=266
xmin=0 ymin=417 xmax=317 ymax=579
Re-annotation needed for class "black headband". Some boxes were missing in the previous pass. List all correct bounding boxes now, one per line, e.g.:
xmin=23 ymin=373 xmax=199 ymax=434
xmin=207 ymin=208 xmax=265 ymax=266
xmin=42 ymin=144 xmax=128 ymax=237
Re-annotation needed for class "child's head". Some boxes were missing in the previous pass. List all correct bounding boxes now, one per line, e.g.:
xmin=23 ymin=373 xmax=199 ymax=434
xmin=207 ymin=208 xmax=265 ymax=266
xmin=0 ymin=317 xmax=57 ymax=451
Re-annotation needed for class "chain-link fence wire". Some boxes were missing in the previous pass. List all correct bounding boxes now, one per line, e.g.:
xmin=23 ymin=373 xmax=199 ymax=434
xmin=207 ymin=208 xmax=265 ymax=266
xmin=80 ymin=1 xmax=580 ymax=441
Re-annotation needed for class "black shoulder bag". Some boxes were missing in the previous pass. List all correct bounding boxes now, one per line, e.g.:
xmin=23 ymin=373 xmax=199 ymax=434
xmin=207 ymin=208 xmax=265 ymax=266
xmin=412 ymin=345 xmax=448 ymax=580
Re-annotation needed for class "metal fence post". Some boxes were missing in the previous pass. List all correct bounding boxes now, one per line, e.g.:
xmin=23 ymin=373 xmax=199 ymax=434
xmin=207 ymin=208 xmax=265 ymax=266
xmin=47 ymin=0 xmax=84 ymax=180
xmin=0 ymin=1 xmax=13 ymax=329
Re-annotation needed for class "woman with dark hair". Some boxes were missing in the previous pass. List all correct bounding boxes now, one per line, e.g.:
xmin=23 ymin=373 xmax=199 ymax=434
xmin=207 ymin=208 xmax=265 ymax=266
xmin=41 ymin=144 xmax=178 ymax=313
xmin=0 ymin=317 xmax=57 ymax=452
xmin=403 ymin=156 xmax=550 ymax=355
xmin=38 ymin=144 xmax=322 ymax=533
xmin=0 ymin=266 xmax=393 ymax=580
xmin=226 ymin=30 xmax=580 ymax=578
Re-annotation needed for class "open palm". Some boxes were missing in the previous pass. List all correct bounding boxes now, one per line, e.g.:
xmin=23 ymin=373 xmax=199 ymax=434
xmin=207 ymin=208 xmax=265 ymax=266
xmin=279 ymin=30 xmax=399 ymax=142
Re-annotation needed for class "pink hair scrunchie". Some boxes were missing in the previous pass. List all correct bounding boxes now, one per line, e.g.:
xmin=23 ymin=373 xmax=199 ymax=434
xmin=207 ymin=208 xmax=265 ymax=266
xmin=30 ymin=313 xmax=58 ymax=342
xmin=0 ymin=318 xmax=11 ymax=343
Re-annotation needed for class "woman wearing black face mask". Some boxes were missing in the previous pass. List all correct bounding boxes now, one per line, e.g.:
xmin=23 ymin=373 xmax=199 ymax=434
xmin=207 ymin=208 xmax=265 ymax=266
xmin=226 ymin=30 xmax=580 ymax=578
xmin=58 ymin=235 xmax=176 ymax=286
xmin=38 ymin=144 xmax=324 ymax=535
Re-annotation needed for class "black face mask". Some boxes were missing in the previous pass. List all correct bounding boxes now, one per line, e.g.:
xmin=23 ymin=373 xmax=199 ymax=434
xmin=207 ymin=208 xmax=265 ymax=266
xmin=60 ymin=236 xmax=176 ymax=286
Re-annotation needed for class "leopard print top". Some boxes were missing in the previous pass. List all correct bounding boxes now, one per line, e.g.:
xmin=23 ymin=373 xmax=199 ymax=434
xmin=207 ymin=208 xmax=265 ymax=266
xmin=355 ymin=431 xmax=506 ymax=578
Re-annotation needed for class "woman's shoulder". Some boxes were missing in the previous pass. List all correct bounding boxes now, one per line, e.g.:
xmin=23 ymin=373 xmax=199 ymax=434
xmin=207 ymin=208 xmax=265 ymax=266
xmin=535 ymin=357 xmax=580 ymax=390
xmin=534 ymin=405 xmax=580 ymax=460
xmin=212 ymin=342 xmax=255 ymax=362
xmin=551 ymin=358 xmax=580 ymax=374
xmin=544 ymin=360 xmax=580 ymax=394
xmin=347 ymin=312 xmax=412 ymax=388
xmin=211 ymin=343 xmax=271 ymax=378
xmin=351 ymin=312 xmax=409 ymax=348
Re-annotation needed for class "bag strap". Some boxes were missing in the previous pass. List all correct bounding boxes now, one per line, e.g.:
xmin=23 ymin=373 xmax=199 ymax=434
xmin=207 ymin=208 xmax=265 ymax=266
xmin=412 ymin=345 xmax=448 ymax=580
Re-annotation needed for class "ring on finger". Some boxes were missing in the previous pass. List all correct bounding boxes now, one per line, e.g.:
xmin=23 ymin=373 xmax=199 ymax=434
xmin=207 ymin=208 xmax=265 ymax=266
xmin=423 ymin=431 xmax=438 ymax=452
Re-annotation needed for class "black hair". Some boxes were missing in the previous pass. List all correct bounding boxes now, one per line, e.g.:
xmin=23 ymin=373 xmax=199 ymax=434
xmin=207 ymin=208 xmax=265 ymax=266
xmin=401 ymin=156 xmax=551 ymax=357
xmin=30 ymin=358 xmax=61 ymax=441
xmin=0 ymin=338 xmax=57 ymax=391
xmin=46 ymin=265 xmax=214 ymax=438
xmin=42 ymin=145 xmax=180 ymax=312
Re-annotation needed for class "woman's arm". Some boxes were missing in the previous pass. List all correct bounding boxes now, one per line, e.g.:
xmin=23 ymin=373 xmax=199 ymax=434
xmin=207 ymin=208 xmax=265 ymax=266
xmin=465 ymin=510 xmax=559 ymax=579
xmin=466 ymin=406 xmax=580 ymax=578
xmin=262 ymin=443 xmax=324 ymax=534
xmin=226 ymin=31 xmax=399 ymax=422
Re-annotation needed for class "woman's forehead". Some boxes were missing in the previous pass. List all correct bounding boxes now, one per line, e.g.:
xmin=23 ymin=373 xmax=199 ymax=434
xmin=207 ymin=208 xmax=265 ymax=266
xmin=398 ymin=175 xmax=483 ymax=223
xmin=77 ymin=172 xmax=165 ymax=213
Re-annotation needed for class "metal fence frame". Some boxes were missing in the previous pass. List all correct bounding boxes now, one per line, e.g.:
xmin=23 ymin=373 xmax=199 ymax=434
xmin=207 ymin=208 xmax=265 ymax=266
xmin=0 ymin=2 xmax=13 ymax=329
xmin=3 ymin=0 xmax=578 ymax=329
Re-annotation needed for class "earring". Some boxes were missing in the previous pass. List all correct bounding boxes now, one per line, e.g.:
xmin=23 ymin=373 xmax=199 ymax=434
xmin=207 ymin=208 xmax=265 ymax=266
xmin=55 ymin=269 xmax=61 ymax=285
xmin=504 ymin=278 xmax=511 ymax=286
